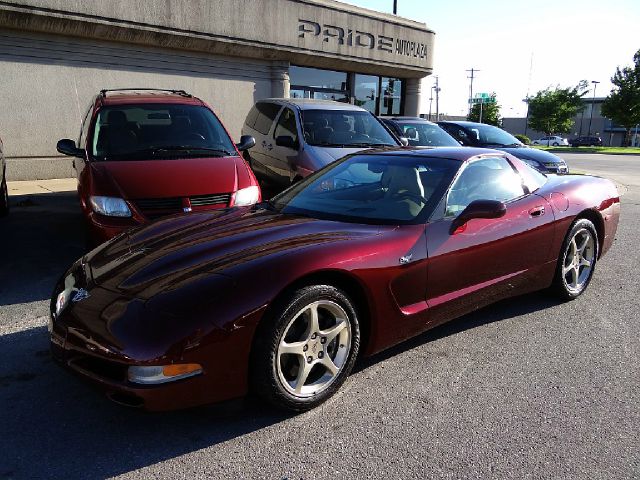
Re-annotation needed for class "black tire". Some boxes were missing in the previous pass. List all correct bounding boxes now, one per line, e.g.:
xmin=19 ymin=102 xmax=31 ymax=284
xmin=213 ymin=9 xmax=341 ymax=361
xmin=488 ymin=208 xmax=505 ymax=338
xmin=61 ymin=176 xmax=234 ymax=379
xmin=550 ymin=218 xmax=598 ymax=300
xmin=0 ymin=177 xmax=9 ymax=217
xmin=553 ymin=142 xmax=559 ymax=146
xmin=250 ymin=285 xmax=360 ymax=412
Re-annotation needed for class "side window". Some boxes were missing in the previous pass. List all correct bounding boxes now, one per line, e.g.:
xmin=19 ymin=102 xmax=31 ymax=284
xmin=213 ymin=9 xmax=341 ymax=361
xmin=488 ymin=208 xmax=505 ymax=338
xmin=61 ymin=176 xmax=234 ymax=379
xmin=445 ymin=157 xmax=525 ymax=216
xmin=253 ymin=102 xmax=282 ymax=135
xmin=273 ymin=108 xmax=298 ymax=142
xmin=244 ymin=105 xmax=259 ymax=128
xmin=78 ymin=103 xmax=93 ymax=147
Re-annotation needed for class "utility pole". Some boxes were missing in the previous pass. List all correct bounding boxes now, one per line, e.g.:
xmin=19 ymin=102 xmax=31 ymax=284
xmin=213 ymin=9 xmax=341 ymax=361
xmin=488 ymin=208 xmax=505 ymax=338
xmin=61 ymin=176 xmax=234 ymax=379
xmin=466 ymin=68 xmax=479 ymax=116
xmin=434 ymin=76 xmax=440 ymax=121
xmin=428 ymin=86 xmax=434 ymax=121
xmin=393 ymin=0 xmax=397 ymax=14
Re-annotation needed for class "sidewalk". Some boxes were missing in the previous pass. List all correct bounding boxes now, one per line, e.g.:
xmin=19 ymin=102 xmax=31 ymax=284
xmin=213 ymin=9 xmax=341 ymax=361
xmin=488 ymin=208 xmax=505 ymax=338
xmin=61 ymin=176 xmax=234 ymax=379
xmin=7 ymin=178 xmax=76 ymax=195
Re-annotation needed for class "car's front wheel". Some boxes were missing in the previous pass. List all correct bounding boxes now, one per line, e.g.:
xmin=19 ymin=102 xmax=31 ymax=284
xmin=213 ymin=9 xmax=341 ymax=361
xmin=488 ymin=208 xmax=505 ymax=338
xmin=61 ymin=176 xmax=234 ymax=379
xmin=553 ymin=142 xmax=559 ymax=146
xmin=251 ymin=285 xmax=360 ymax=411
xmin=551 ymin=219 xmax=598 ymax=300
xmin=0 ymin=177 xmax=9 ymax=217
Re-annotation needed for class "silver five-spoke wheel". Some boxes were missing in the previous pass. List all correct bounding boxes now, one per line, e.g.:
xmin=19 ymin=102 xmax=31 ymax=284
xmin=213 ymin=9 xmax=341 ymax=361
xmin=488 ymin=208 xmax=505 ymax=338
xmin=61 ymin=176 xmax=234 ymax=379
xmin=251 ymin=285 xmax=360 ymax=411
xmin=562 ymin=227 xmax=595 ymax=294
xmin=552 ymin=218 xmax=598 ymax=300
xmin=277 ymin=300 xmax=351 ymax=397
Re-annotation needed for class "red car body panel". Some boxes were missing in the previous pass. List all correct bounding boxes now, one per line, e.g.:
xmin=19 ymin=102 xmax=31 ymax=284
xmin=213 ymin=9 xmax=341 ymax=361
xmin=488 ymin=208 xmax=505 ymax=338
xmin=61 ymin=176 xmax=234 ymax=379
xmin=71 ymin=92 xmax=260 ymax=244
xmin=50 ymin=148 xmax=621 ymax=410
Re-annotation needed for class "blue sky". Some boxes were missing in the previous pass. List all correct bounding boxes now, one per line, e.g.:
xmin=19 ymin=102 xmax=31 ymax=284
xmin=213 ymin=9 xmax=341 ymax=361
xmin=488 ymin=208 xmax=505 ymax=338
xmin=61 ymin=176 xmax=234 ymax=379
xmin=344 ymin=0 xmax=640 ymax=117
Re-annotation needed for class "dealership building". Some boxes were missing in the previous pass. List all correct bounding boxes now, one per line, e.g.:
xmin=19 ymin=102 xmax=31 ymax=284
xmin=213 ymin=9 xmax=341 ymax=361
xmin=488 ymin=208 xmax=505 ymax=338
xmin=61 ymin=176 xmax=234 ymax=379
xmin=0 ymin=0 xmax=434 ymax=180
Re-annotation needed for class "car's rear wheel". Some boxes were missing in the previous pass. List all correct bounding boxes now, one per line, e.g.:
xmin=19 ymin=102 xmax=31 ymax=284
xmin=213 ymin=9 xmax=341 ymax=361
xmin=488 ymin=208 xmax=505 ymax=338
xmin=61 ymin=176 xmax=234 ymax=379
xmin=553 ymin=142 xmax=559 ymax=146
xmin=0 ymin=177 xmax=9 ymax=217
xmin=550 ymin=219 xmax=598 ymax=300
xmin=250 ymin=285 xmax=360 ymax=411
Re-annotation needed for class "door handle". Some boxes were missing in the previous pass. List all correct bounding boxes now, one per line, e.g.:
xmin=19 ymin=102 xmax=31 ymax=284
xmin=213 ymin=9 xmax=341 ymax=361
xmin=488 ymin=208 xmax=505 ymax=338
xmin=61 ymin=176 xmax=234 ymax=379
xmin=529 ymin=205 xmax=545 ymax=217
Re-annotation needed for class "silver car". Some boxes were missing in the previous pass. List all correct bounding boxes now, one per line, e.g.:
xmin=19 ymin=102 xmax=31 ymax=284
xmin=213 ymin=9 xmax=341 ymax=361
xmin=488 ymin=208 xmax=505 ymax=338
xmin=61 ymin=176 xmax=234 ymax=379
xmin=242 ymin=98 xmax=401 ymax=186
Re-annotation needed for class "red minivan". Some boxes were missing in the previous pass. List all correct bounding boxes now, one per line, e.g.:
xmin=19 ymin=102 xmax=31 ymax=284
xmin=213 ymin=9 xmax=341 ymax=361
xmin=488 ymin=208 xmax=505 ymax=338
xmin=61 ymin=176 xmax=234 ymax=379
xmin=57 ymin=89 xmax=260 ymax=244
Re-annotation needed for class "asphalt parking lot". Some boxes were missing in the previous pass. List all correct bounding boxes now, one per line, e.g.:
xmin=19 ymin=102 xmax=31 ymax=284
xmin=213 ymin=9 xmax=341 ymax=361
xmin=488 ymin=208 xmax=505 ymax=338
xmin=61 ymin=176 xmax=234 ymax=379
xmin=0 ymin=153 xmax=638 ymax=479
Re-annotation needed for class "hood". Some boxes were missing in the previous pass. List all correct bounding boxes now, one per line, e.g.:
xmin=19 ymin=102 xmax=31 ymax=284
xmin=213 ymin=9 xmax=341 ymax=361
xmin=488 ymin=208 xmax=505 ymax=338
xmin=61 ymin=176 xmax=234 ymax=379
xmin=304 ymin=145 xmax=368 ymax=170
xmin=499 ymin=146 xmax=564 ymax=164
xmin=89 ymin=156 xmax=243 ymax=198
xmin=86 ymin=207 xmax=380 ymax=299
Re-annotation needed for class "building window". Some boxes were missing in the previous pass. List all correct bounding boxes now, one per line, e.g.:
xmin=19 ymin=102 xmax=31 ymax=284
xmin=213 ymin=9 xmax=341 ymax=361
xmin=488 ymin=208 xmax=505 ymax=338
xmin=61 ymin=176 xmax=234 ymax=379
xmin=354 ymin=74 xmax=379 ymax=114
xmin=290 ymin=66 xmax=349 ymax=103
xmin=289 ymin=65 xmax=405 ymax=115
xmin=379 ymin=77 xmax=403 ymax=116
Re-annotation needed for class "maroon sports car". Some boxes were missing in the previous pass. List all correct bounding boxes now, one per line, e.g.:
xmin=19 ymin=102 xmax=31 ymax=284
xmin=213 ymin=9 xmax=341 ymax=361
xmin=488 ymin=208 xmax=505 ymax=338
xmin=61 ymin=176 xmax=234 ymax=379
xmin=49 ymin=147 xmax=620 ymax=411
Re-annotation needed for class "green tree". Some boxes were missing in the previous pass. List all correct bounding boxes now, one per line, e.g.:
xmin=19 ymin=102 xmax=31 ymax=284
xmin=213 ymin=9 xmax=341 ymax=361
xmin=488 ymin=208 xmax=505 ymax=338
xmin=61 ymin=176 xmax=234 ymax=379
xmin=467 ymin=93 xmax=501 ymax=125
xmin=527 ymin=81 xmax=588 ymax=136
xmin=601 ymin=49 xmax=640 ymax=146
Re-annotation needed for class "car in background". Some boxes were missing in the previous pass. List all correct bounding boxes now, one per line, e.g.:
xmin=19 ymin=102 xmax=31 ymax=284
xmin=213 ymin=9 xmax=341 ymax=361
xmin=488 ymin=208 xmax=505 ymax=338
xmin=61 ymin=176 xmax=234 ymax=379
xmin=438 ymin=120 xmax=568 ymax=174
xmin=57 ymin=88 xmax=259 ymax=244
xmin=380 ymin=116 xmax=460 ymax=147
xmin=532 ymin=136 xmax=569 ymax=146
xmin=242 ymin=99 xmax=400 ymax=186
xmin=50 ymin=146 xmax=620 ymax=411
xmin=570 ymin=136 xmax=603 ymax=147
xmin=0 ymin=134 xmax=8 ymax=216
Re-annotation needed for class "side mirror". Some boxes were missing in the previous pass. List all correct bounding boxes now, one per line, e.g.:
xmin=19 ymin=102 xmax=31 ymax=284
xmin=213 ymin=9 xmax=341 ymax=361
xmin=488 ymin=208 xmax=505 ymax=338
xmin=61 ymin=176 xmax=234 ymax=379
xmin=450 ymin=200 xmax=506 ymax=234
xmin=57 ymin=139 xmax=84 ymax=158
xmin=235 ymin=135 xmax=256 ymax=152
xmin=399 ymin=137 xmax=409 ymax=147
xmin=275 ymin=135 xmax=298 ymax=149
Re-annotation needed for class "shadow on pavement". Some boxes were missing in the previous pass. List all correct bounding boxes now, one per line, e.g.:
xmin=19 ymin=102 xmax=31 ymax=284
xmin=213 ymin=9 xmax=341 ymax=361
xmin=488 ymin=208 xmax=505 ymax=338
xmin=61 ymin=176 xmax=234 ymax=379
xmin=0 ymin=192 xmax=85 ymax=306
xmin=0 ymin=289 xmax=560 ymax=479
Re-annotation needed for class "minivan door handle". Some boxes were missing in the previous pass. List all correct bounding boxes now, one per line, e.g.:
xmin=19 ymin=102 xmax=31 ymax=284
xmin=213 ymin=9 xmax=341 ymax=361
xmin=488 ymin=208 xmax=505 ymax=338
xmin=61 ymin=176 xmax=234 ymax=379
xmin=529 ymin=205 xmax=545 ymax=217
xmin=262 ymin=140 xmax=273 ymax=151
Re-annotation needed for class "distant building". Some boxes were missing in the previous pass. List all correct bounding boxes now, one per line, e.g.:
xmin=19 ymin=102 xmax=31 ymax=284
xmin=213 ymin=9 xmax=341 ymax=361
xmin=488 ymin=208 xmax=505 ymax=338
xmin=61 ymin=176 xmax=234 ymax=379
xmin=502 ymin=97 xmax=639 ymax=146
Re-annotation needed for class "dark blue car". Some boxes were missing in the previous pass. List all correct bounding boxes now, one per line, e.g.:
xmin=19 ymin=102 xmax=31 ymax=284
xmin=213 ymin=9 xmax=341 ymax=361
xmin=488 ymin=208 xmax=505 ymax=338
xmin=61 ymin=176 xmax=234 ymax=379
xmin=438 ymin=121 xmax=568 ymax=174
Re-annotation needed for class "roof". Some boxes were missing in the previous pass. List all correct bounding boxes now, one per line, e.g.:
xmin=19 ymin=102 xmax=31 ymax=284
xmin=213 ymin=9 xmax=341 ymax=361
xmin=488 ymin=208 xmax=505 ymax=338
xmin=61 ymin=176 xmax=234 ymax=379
xmin=437 ymin=120 xmax=497 ymax=128
xmin=99 ymin=90 xmax=203 ymax=107
xmin=259 ymin=98 xmax=368 ymax=111
xmin=355 ymin=146 xmax=505 ymax=162
xmin=382 ymin=116 xmax=438 ymax=125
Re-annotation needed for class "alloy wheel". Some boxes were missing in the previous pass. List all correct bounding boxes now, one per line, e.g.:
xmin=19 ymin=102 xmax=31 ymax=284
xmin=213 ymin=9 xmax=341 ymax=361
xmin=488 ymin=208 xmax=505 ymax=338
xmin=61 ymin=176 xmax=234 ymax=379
xmin=562 ymin=227 xmax=596 ymax=294
xmin=276 ymin=300 xmax=351 ymax=397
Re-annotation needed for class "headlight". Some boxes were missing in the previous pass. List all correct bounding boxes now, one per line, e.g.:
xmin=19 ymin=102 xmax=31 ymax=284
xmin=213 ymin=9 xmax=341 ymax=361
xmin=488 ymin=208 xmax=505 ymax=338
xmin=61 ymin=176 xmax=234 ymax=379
xmin=128 ymin=364 xmax=203 ymax=385
xmin=89 ymin=196 xmax=132 ymax=217
xmin=233 ymin=185 xmax=260 ymax=207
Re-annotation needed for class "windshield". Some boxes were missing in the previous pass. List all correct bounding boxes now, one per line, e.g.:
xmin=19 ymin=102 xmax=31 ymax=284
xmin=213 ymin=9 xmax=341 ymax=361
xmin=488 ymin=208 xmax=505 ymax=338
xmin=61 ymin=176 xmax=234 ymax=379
xmin=301 ymin=110 xmax=398 ymax=148
xmin=394 ymin=121 xmax=459 ymax=147
xmin=462 ymin=124 xmax=523 ymax=148
xmin=91 ymin=104 xmax=236 ymax=160
xmin=270 ymin=154 xmax=459 ymax=224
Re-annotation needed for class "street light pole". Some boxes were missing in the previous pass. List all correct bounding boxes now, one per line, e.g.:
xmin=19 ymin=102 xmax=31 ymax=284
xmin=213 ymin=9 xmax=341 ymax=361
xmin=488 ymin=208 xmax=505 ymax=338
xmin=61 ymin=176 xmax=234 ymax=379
xmin=587 ymin=80 xmax=600 ymax=137
xmin=393 ymin=0 xmax=397 ymax=14
xmin=434 ymin=76 xmax=440 ymax=121
xmin=428 ymin=86 xmax=434 ymax=121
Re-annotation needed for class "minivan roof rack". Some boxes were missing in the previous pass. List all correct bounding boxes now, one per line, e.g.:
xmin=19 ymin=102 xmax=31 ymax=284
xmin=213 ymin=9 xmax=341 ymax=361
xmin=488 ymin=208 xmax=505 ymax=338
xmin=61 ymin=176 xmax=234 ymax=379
xmin=99 ymin=88 xmax=192 ymax=98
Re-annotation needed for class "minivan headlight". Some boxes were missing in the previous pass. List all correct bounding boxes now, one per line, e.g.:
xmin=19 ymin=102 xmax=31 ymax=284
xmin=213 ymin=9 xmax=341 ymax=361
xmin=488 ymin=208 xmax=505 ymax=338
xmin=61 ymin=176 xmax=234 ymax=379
xmin=89 ymin=196 xmax=132 ymax=217
xmin=233 ymin=186 xmax=260 ymax=207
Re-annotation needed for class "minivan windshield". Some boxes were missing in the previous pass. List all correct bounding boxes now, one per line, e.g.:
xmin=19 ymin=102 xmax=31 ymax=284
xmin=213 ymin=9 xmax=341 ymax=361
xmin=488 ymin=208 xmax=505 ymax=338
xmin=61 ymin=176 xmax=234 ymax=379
xmin=91 ymin=105 xmax=236 ymax=160
xmin=269 ymin=154 xmax=459 ymax=224
xmin=300 ymin=110 xmax=398 ymax=148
